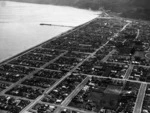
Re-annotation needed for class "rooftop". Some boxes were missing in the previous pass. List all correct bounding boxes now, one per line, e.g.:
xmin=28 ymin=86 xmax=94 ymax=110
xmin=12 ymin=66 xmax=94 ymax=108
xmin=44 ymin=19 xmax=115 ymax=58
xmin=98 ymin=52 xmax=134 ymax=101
xmin=0 ymin=15 xmax=150 ymax=113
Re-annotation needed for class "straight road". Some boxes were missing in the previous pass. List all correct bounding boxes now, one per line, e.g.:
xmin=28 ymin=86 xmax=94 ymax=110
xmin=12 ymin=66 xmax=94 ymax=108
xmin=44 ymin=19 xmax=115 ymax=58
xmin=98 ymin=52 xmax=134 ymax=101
xmin=101 ymin=49 xmax=116 ymax=62
xmin=124 ymin=64 xmax=134 ymax=79
xmin=133 ymin=83 xmax=147 ymax=113
xmin=54 ymin=77 xmax=90 ymax=113
xmin=135 ymin=29 xmax=140 ymax=40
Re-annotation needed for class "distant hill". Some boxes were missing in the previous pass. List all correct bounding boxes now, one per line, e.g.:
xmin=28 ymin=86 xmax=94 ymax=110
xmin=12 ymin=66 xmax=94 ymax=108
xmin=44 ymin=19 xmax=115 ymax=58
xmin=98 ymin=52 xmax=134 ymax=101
xmin=1 ymin=0 xmax=150 ymax=21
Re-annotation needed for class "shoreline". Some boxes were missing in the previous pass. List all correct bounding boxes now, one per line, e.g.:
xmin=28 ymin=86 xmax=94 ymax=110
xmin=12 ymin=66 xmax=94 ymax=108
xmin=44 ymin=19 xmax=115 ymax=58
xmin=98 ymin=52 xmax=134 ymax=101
xmin=0 ymin=17 xmax=98 ymax=65
xmin=3 ymin=0 xmax=150 ymax=22
xmin=0 ymin=1 xmax=98 ymax=63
